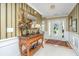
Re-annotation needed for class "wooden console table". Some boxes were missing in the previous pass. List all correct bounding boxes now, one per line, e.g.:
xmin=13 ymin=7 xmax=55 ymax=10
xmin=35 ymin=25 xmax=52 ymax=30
xmin=19 ymin=34 xmax=44 ymax=56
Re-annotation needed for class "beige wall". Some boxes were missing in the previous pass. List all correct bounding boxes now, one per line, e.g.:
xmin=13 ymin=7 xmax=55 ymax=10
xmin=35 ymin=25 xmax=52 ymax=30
xmin=7 ymin=3 xmax=12 ymax=38
xmin=36 ymin=14 xmax=42 ymax=25
xmin=68 ymin=4 xmax=79 ymax=34
xmin=0 ymin=3 xmax=42 ymax=39
xmin=12 ymin=3 xmax=16 ymax=37
xmin=1 ymin=4 xmax=6 ymax=39
xmin=77 ymin=4 xmax=79 ymax=34
xmin=15 ymin=3 xmax=20 ymax=36
xmin=0 ymin=3 xmax=20 ymax=39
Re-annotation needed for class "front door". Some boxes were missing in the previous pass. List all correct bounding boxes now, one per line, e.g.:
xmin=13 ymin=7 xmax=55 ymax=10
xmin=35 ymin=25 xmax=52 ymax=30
xmin=49 ymin=19 xmax=66 ymax=40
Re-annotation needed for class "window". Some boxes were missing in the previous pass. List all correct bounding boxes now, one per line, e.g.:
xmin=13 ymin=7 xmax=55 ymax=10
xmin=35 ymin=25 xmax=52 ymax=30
xmin=48 ymin=20 xmax=51 ymax=36
xmin=41 ymin=20 xmax=45 ymax=32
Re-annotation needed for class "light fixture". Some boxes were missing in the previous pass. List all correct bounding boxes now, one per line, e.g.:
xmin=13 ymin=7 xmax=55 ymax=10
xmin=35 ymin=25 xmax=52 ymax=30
xmin=49 ymin=4 xmax=55 ymax=10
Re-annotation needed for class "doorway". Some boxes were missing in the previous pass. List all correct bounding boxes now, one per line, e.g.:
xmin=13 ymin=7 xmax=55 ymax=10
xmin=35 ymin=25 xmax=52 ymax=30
xmin=48 ymin=18 xmax=66 ymax=40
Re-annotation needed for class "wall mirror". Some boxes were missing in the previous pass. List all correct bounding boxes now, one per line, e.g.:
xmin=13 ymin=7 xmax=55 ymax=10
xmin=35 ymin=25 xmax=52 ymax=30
xmin=18 ymin=10 xmax=37 ymax=36
xmin=71 ymin=17 xmax=77 ymax=32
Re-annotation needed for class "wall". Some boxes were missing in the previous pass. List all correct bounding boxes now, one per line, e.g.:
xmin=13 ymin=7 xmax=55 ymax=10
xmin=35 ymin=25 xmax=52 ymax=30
xmin=0 ymin=3 xmax=20 ymax=39
xmin=0 ymin=37 xmax=20 ymax=56
xmin=66 ymin=4 xmax=79 ymax=55
xmin=68 ymin=4 xmax=79 ymax=34
xmin=0 ymin=3 xmax=42 ymax=39
xmin=65 ymin=31 xmax=79 ymax=55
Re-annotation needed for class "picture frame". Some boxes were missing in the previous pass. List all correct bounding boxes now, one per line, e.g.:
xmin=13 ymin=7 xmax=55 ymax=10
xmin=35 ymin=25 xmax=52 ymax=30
xmin=71 ymin=17 xmax=77 ymax=32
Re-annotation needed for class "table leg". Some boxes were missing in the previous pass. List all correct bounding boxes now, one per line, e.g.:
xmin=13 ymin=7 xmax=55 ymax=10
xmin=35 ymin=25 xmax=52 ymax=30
xmin=42 ymin=37 xmax=44 ymax=48
xmin=27 ymin=46 xmax=30 ymax=56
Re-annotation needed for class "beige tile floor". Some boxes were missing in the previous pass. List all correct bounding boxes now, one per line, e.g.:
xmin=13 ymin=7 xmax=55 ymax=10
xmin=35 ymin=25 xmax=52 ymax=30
xmin=34 ymin=44 xmax=76 ymax=56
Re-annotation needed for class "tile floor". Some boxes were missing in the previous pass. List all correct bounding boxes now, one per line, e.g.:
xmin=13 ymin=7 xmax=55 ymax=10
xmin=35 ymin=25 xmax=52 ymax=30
xmin=34 ymin=44 xmax=76 ymax=56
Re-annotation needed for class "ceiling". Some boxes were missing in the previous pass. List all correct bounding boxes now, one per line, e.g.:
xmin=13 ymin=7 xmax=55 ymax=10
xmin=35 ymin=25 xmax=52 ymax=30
xmin=28 ymin=3 xmax=76 ymax=17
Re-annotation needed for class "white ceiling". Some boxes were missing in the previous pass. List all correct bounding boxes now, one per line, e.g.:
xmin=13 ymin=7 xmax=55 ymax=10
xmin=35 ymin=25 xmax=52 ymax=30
xmin=28 ymin=3 xmax=76 ymax=17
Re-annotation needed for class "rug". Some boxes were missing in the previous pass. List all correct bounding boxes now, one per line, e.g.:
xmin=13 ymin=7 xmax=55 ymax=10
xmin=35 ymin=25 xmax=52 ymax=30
xmin=45 ymin=39 xmax=72 ymax=49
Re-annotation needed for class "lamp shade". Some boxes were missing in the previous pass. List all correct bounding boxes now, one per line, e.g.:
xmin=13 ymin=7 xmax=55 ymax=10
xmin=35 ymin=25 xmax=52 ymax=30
xmin=31 ymin=24 xmax=35 ymax=28
xmin=35 ymin=24 xmax=40 ymax=28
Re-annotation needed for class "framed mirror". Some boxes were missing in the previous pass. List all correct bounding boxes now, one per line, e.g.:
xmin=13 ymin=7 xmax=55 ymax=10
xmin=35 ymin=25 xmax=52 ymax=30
xmin=71 ymin=17 xmax=77 ymax=32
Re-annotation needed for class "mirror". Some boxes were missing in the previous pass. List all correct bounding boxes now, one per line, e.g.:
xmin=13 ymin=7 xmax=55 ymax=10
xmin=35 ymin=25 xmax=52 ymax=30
xmin=18 ymin=8 xmax=38 ymax=37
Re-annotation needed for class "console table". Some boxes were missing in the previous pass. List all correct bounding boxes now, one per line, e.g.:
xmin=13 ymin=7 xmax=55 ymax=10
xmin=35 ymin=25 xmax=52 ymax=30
xmin=19 ymin=34 xmax=44 ymax=56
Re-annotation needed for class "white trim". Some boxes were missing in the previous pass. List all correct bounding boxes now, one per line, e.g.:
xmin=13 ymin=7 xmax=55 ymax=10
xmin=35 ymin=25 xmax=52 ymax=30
xmin=67 ymin=3 xmax=77 ymax=15
xmin=0 ymin=37 xmax=18 ymax=42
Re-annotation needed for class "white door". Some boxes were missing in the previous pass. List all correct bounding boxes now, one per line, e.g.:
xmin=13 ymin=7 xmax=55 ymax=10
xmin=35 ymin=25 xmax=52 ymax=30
xmin=49 ymin=19 xmax=66 ymax=40
xmin=51 ymin=20 xmax=62 ymax=40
